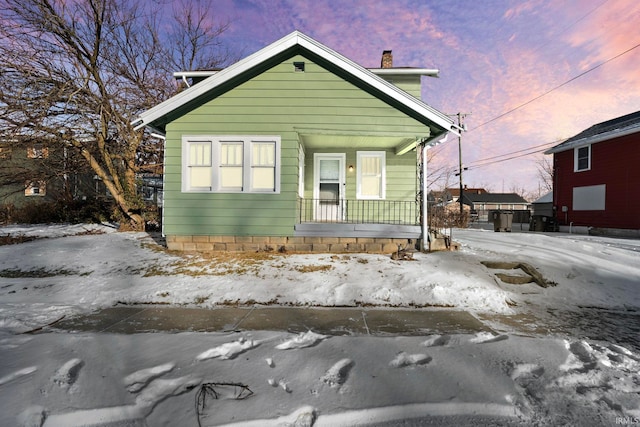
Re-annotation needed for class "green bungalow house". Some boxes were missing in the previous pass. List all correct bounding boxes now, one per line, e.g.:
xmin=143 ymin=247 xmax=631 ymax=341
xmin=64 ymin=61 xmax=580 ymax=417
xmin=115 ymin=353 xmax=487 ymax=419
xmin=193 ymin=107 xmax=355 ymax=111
xmin=132 ymin=31 xmax=459 ymax=252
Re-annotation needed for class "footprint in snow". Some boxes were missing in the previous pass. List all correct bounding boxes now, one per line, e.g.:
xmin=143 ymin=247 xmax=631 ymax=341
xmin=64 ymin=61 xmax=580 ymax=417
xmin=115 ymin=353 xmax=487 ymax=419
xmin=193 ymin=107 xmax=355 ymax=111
xmin=422 ymin=334 xmax=450 ymax=347
xmin=124 ymin=362 xmax=175 ymax=393
xmin=275 ymin=331 xmax=327 ymax=350
xmin=469 ymin=332 xmax=509 ymax=344
xmin=510 ymin=363 xmax=545 ymax=381
xmin=52 ymin=358 xmax=83 ymax=389
xmin=43 ymin=375 xmax=201 ymax=426
xmin=389 ymin=352 xmax=432 ymax=368
xmin=321 ymin=358 xmax=354 ymax=387
xmin=560 ymin=340 xmax=598 ymax=371
xmin=568 ymin=340 xmax=596 ymax=365
xmin=197 ymin=337 xmax=259 ymax=361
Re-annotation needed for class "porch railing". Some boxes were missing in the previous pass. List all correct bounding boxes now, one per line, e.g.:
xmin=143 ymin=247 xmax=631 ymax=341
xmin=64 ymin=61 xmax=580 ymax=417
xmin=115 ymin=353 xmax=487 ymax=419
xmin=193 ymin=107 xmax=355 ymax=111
xmin=297 ymin=198 xmax=419 ymax=225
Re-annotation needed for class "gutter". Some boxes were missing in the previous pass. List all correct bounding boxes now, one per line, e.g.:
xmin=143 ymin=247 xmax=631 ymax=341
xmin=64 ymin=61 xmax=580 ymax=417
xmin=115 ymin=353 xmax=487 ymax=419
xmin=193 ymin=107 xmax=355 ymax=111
xmin=370 ymin=68 xmax=440 ymax=78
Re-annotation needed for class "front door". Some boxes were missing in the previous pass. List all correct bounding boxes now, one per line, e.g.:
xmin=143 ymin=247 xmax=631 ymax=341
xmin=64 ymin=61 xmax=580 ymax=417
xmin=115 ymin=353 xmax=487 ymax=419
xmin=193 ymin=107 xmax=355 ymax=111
xmin=314 ymin=153 xmax=345 ymax=222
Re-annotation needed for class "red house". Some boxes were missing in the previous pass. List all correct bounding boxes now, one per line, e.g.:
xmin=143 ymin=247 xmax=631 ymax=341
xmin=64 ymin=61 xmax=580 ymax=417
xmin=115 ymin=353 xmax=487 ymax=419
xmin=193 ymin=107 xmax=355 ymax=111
xmin=545 ymin=110 xmax=640 ymax=235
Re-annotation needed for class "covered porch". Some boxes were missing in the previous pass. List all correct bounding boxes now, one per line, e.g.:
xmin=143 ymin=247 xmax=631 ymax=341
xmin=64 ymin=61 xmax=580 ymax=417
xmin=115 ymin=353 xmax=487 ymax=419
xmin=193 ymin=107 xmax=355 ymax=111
xmin=294 ymin=197 xmax=421 ymax=238
xmin=294 ymin=129 xmax=427 ymax=240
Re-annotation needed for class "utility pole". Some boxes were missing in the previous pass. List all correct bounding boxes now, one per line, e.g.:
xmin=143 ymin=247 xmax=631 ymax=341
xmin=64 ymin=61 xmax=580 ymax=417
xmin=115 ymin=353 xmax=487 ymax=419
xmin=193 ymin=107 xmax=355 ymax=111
xmin=452 ymin=113 xmax=470 ymax=216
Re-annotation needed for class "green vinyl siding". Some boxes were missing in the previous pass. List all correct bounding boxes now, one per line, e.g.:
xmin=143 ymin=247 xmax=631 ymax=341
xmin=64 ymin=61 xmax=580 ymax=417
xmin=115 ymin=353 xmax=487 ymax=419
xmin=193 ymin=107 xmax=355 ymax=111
xmin=163 ymin=54 xmax=430 ymax=237
xmin=377 ymin=75 xmax=422 ymax=99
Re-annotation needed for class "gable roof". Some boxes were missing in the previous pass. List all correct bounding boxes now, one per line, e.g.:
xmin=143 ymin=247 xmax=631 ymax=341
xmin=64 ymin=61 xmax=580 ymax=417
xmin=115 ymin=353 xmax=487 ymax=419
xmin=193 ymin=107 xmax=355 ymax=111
xmin=546 ymin=110 xmax=640 ymax=154
xmin=532 ymin=191 xmax=552 ymax=204
xmin=132 ymin=31 xmax=460 ymax=137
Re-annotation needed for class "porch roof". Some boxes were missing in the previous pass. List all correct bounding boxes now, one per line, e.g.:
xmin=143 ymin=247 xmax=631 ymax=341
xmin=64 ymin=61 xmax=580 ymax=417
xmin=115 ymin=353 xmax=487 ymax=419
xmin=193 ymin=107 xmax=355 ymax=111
xmin=295 ymin=127 xmax=421 ymax=155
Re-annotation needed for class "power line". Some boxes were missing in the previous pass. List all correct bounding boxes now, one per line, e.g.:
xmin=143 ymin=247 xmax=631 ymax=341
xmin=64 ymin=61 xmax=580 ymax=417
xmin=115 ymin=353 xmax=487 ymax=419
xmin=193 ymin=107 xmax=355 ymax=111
xmin=466 ymin=145 xmax=555 ymax=171
xmin=469 ymin=39 xmax=640 ymax=132
xmin=465 ymin=140 xmax=560 ymax=168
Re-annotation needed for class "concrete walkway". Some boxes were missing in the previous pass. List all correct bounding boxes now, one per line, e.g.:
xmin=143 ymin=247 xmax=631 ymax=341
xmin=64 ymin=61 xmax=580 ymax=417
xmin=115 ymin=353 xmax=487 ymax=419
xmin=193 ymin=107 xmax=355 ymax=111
xmin=52 ymin=306 xmax=492 ymax=336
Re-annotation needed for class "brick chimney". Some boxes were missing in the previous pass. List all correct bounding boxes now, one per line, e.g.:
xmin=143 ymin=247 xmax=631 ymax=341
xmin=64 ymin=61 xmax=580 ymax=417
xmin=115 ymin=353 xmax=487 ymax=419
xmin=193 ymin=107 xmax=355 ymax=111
xmin=381 ymin=50 xmax=393 ymax=68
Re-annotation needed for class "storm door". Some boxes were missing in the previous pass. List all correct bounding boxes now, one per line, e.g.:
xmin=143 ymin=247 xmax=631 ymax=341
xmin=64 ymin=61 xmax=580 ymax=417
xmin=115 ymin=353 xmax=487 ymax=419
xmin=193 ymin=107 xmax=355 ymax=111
xmin=313 ymin=153 xmax=345 ymax=221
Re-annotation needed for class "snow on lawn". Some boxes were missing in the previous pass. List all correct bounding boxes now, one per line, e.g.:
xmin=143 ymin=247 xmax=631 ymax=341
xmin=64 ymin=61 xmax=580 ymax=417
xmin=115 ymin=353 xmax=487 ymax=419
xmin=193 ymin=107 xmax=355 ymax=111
xmin=0 ymin=225 xmax=518 ymax=333
xmin=0 ymin=224 xmax=639 ymax=426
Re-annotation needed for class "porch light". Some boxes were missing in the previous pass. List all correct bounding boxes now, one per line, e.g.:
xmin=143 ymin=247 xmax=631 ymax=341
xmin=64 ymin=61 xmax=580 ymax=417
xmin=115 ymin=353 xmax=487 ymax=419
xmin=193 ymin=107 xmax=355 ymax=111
xmin=348 ymin=164 xmax=354 ymax=172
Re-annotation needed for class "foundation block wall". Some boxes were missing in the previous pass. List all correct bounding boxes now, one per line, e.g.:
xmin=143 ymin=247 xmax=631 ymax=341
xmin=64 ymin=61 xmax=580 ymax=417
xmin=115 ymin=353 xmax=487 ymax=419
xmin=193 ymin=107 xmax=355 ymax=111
xmin=166 ymin=235 xmax=414 ymax=253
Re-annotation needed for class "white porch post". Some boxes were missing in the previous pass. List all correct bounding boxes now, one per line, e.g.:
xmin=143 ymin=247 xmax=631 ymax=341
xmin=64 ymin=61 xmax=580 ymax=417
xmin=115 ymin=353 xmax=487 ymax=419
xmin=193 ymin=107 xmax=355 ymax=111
xmin=421 ymin=142 xmax=429 ymax=251
xmin=419 ymin=133 xmax=451 ymax=251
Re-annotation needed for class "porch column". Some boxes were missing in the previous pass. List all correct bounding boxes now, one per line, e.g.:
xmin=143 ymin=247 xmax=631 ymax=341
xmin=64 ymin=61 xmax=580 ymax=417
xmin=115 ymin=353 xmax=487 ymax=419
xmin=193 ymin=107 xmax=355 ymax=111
xmin=421 ymin=142 xmax=428 ymax=251
xmin=419 ymin=133 xmax=451 ymax=251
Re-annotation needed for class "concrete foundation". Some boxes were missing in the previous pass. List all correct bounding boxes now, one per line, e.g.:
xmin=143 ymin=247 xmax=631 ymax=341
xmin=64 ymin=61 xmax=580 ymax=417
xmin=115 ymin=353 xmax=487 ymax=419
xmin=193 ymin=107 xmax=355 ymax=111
xmin=166 ymin=235 xmax=414 ymax=253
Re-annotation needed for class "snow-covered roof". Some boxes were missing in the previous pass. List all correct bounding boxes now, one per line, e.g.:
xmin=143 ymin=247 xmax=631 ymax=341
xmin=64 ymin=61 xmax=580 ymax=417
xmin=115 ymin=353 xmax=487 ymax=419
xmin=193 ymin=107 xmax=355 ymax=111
xmin=132 ymin=31 xmax=460 ymax=136
xmin=545 ymin=110 xmax=640 ymax=154
xmin=463 ymin=192 xmax=528 ymax=204
xmin=532 ymin=191 xmax=553 ymax=204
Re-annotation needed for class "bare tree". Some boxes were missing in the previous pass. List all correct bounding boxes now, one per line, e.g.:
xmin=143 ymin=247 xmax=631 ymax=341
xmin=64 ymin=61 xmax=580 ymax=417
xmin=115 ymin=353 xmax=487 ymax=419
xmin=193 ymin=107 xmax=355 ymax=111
xmin=0 ymin=0 xmax=232 ymax=229
xmin=537 ymin=155 xmax=554 ymax=194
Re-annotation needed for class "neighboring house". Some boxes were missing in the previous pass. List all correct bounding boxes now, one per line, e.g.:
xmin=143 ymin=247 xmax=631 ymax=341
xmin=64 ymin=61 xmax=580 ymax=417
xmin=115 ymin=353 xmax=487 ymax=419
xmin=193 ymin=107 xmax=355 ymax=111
xmin=428 ymin=188 xmax=487 ymax=206
xmin=0 ymin=140 xmax=55 ymax=209
xmin=545 ymin=110 xmax=640 ymax=234
xmin=446 ymin=187 xmax=487 ymax=202
xmin=460 ymin=192 xmax=530 ymax=222
xmin=0 ymin=139 xmax=100 ymax=218
xmin=133 ymin=31 xmax=459 ymax=252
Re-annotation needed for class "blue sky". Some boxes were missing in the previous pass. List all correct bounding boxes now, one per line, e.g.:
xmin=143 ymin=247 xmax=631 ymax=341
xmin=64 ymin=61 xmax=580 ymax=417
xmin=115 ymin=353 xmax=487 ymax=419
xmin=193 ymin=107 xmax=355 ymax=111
xmin=176 ymin=0 xmax=640 ymax=196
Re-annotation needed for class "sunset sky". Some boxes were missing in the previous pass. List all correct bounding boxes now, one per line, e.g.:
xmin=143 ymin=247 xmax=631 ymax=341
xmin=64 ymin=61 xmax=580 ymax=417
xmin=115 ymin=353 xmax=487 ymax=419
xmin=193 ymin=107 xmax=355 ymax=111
xmin=179 ymin=0 xmax=640 ymax=197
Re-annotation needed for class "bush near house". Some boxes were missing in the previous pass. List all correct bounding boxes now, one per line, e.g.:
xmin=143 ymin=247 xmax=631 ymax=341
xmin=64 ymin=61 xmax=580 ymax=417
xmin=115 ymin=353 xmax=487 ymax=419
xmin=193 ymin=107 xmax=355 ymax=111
xmin=1 ymin=198 xmax=113 ymax=225
xmin=429 ymin=205 xmax=470 ymax=230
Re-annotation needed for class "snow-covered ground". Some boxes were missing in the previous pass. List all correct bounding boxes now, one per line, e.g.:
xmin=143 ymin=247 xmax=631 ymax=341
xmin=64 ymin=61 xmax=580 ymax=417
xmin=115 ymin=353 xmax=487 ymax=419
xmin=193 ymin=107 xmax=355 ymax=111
xmin=0 ymin=223 xmax=639 ymax=426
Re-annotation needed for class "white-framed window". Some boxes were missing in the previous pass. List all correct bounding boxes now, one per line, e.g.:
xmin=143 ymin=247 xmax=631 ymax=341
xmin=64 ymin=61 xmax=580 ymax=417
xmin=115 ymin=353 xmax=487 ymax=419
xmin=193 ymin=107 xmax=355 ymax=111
xmin=187 ymin=140 xmax=213 ymax=190
xmin=182 ymin=135 xmax=280 ymax=193
xmin=25 ymin=180 xmax=46 ymax=196
xmin=356 ymin=151 xmax=385 ymax=199
xmin=574 ymin=145 xmax=591 ymax=172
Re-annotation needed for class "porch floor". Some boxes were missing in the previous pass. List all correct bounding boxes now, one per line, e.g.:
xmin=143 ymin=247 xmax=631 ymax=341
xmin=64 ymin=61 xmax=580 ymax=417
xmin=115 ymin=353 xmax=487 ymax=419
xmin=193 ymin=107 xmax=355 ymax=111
xmin=294 ymin=222 xmax=421 ymax=238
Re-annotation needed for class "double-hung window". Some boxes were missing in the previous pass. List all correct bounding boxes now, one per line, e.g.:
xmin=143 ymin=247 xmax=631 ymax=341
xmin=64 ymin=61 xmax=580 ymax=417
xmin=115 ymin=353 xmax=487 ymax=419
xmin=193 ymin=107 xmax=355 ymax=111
xmin=356 ymin=151 xmax=385 ymax=199
xmin=220 ymin=142 xmax=244 ymax=190
xmin=183 ymin=135 xmax=280 ymax=193
xmin=574 ymin=145 xmax=591 ymax=172
xmin=251 ymin=142 xmax=276 ymax=191
xmin=187 ymin=140 xmax=213 ymax=190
